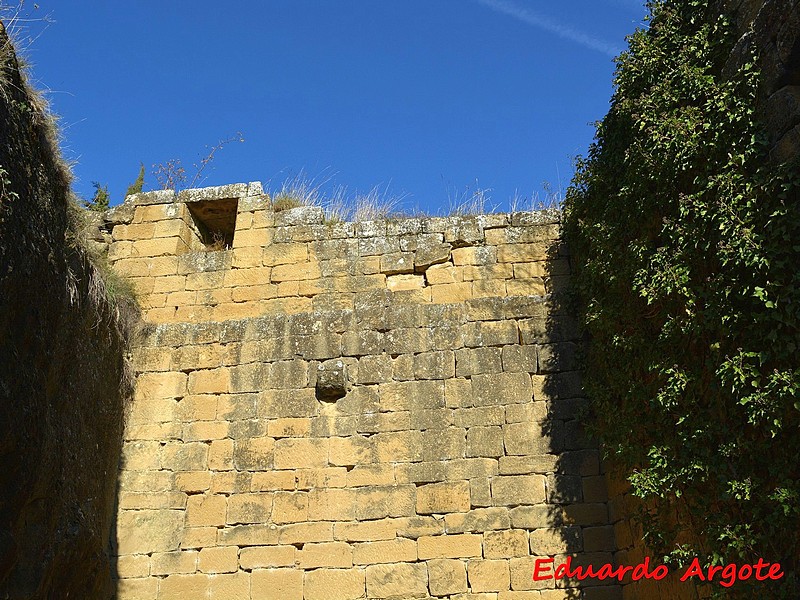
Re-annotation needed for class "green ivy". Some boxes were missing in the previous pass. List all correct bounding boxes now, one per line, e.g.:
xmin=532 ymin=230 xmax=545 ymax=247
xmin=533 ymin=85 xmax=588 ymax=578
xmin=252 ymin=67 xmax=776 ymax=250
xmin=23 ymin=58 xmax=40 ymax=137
xmin=564 ymin=1 xmax=799 ymax=597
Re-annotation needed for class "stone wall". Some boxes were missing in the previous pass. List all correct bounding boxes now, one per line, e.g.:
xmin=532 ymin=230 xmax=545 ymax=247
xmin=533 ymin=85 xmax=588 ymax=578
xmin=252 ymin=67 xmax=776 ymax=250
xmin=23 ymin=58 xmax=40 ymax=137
xmin=720 ymin=0 xmax=800 ymax=162
xmin=109 ymin=184 xmax=621 ymax=599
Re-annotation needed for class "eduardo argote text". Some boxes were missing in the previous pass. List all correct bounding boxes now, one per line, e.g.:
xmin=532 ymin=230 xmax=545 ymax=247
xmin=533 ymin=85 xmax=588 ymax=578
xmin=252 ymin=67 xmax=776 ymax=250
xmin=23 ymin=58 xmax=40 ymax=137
xmin=533 ymin=556 xmax=784 ymax=588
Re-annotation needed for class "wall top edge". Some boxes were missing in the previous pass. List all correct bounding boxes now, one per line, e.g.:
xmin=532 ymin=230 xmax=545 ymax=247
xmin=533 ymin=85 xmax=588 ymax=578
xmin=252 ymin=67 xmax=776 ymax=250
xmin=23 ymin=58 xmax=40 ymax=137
xmin=105 ymin=181 xmax=561 ymax=228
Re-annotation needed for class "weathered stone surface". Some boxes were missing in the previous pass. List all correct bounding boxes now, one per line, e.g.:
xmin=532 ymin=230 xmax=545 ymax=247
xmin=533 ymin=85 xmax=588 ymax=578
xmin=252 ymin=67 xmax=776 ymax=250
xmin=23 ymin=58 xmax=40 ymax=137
xmin=102 ymin=158 xmax=625 ymax=600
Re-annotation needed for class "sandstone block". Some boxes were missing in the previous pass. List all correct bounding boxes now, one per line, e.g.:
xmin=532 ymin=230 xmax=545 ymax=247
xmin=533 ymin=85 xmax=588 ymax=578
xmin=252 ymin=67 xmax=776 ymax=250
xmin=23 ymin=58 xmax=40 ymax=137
xmin=208 ymin=571 xmax=250 ymax=600
xmin=484 ymin=529 xmax=530 ymax=559
xmin=416 ymin=481 xmax=471 ymax=514
xmin=352 ymin=538 xmax=417 ymax=565
xmin=366 ymin=562 xmax=428 ymax=599
xmin=116 ymin=554 xmax=150 ymax=579
xmin=491 ymin=475 xmax=546 ymax=506
xmin=174 ymin=471 xmax=211 ymax=493
xmin=136 ymin=371 xmax=187 ymax=400
xmin=261 ymin=388 xmax=319 ymax=418
xmin=233 ymin=436 xmax=275 ymax=470
xmin=227 ymin=492 xmax=273 ymax=524
xmin=472 ymin=372 xmax=532 ymax=406
xmin=304 ymin=568 xmax=365 ymax=600
xmin=198 ymin=545 xmax=238 ymax=573
xmin=421 ymin=427 xmax=466 ymax=461
xmin=150 ymin=550 xmax=198 ymax=576
xmin=444 ymin=507 xmax=511 ymax=533
xmin=271 ymin=491 xmax=309 ymax=524
xmin=274 ymin=437 xmax=329 ymax=469
xmin=251 ymin=568 xmax=303 ymax=600
xmin=209 ymin=439 xmax=234 ymax=471
xmin=161 ymin=442 xmax=209 ymax=471
xmin=418 ymin=534 xmax=483 ymax=559
xmin=239 ymin=545 xmax=296 ymax=569
xmin=428 ymin=558 xmax=468 ymax=596
xmin=387 ymin=273 xmax=425 ymax=291
xmin=431 ymin=282 xmax=472 ymax=304
xmin=334 ymin=520 xmax=397 ymax=542
xmin=504 ymin=421 xmax=554 ymax=455
xmin=456 ymin=347 xmax=503 ymax=377
xmin=413 ymin=350 xmax=456 ymax=379
xmin=157 ymin=573 xmax=210 ymax=599
xmin=469 ymin=559 xmax=511 ymax=592
xmin=299 ymin=541 xmax=353 ymax=569
xmin=117 ymin=577 xmax=159 ymax=599
xmin=374 ymin=430 xmax=423 ymax=463
xmin=116 ymin=509 xmax=183 ymax=555
xmin=467 ymin=426 xmax=504 ymax=458
xmin=218 ymin=523 xmax=280 ymax=546
xmin=186 ymin=494 xmax=227 ymax=527
xmin=263 ymin=243 xmax=308 ymax=266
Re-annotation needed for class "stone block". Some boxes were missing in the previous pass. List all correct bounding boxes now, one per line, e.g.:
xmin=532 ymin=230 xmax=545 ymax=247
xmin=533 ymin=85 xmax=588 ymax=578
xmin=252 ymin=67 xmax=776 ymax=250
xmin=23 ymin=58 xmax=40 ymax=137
xmin=504 ymin=421 xmax=556 ymax=455
xmin=136 ymin=371 xmax=187 ymax=399
xmin=208 ymin=571 xmax=250 ymax=600
xmin=334 ymin=520 xmax=397 ymax=542
xmin=483 ymin=529 xmax=530 ymax=559
xmin=366 ymin=562 xmax=428 ymax=599
xmin=413 ymin=350 xmax=456 ymax=380
xmin=529 ymin=526 xmax=582 ymax=554
xmin=501 ymin=345 xmax=538 ymax=373
xmin=472 ymin=372 xmax=532 ymax=406
xmin=582 ymin=525 xmax=616 ymax=552
xmin=431 ymin=282 xmax=472 ymax=303
xmin=464 ymin=321 xmax=519 ymax=348
xmin=157 ymin=573 xmax=210 ymax=599
xmin=467 ymin=426 xmax=504 ymax=458
xmin=150 ymin=550 xmax=198 ymax=575
xmin=352 ymin=539 xmax=417 ymax=565
xmin=239 ymin=545 xmax=296 ymax=569
xmin=274 ymin=437 xmax=329 ymax=469
xmin=251 ymin=568 xmax=303 ymax=600
xmin=329 ymin=435 xmax=375 ymax=466
xmin=386 ymin=273 xmax=425 ymax=292
xmin=443 ymin=507 xmax=511 ymax=533
xmin=428 ymin=559 xmax=468 ymax=596
xmin=271 ymin=491 xmax=309 ymax=524
xmin=233 ymin=436 xmax=274 ymax=470
xmin=299 ymin=541 xmax=353 ymax=569
xmin=355 ymin=485 xmax=416 ymax=520
xmin=116 ymin=577 xmax=158 ymax=600
xmin=304 ymin=568 xmax=365 ymax=600
xmin=373 ymin=430 xmax=423 ymax=463
xmin=468 ymin=559 xmax=511 ymax=592
xmin=379 ymin=380 xmax=444 ymax=411
xmin=418 ymin=534 xmax=483 ymax=559
xmin=198 ymin=545 xmax=238 ymax=573
xmin=161 ymin=442 xmax=209 ymax=471
xmin=116 ymin=509 xmax=183 ymax=555
xmin=491 ymin=475 xmax=546 ymax=506
xmin=416 ymin=480 xmax=471 ymax=514
xmin=116 ymin=554 xmax=150 ymax=578
xmin=217 ymin=523 xmax=280 ymax=546
xmin=227 ymin=492 xmax=273 ymax=524
xmin=421 ymin=427 xmax=466 ymax=461
xmin=174 ymin=471 xmax=211 ymax=493
xmin=186 ymin=494 xmax=227 ymax=527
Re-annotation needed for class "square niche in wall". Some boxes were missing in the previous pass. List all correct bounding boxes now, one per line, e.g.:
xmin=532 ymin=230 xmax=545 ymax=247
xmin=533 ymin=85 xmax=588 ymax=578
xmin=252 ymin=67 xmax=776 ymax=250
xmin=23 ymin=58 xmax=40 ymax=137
xmin=187 ymin=197 xmax=238 ymax=250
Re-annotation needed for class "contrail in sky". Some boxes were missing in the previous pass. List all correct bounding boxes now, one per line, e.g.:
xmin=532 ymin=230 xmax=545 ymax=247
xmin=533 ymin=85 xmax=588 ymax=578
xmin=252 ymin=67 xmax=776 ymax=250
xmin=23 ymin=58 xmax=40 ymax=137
xmin=476 ymin=0 xmax=622 ymax=58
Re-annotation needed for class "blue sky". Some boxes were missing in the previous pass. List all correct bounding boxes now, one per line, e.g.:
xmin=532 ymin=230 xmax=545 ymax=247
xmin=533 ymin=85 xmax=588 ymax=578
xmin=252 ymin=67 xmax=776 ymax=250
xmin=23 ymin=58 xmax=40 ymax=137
xmin=13 ymin=1 xmax=647 ymax=212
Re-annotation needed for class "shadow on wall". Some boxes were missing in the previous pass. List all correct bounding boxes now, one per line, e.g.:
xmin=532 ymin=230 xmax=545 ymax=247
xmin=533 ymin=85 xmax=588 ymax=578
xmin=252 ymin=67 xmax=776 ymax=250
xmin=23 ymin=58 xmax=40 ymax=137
xmin=536 ymin=241 xmax=622 ymax=600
